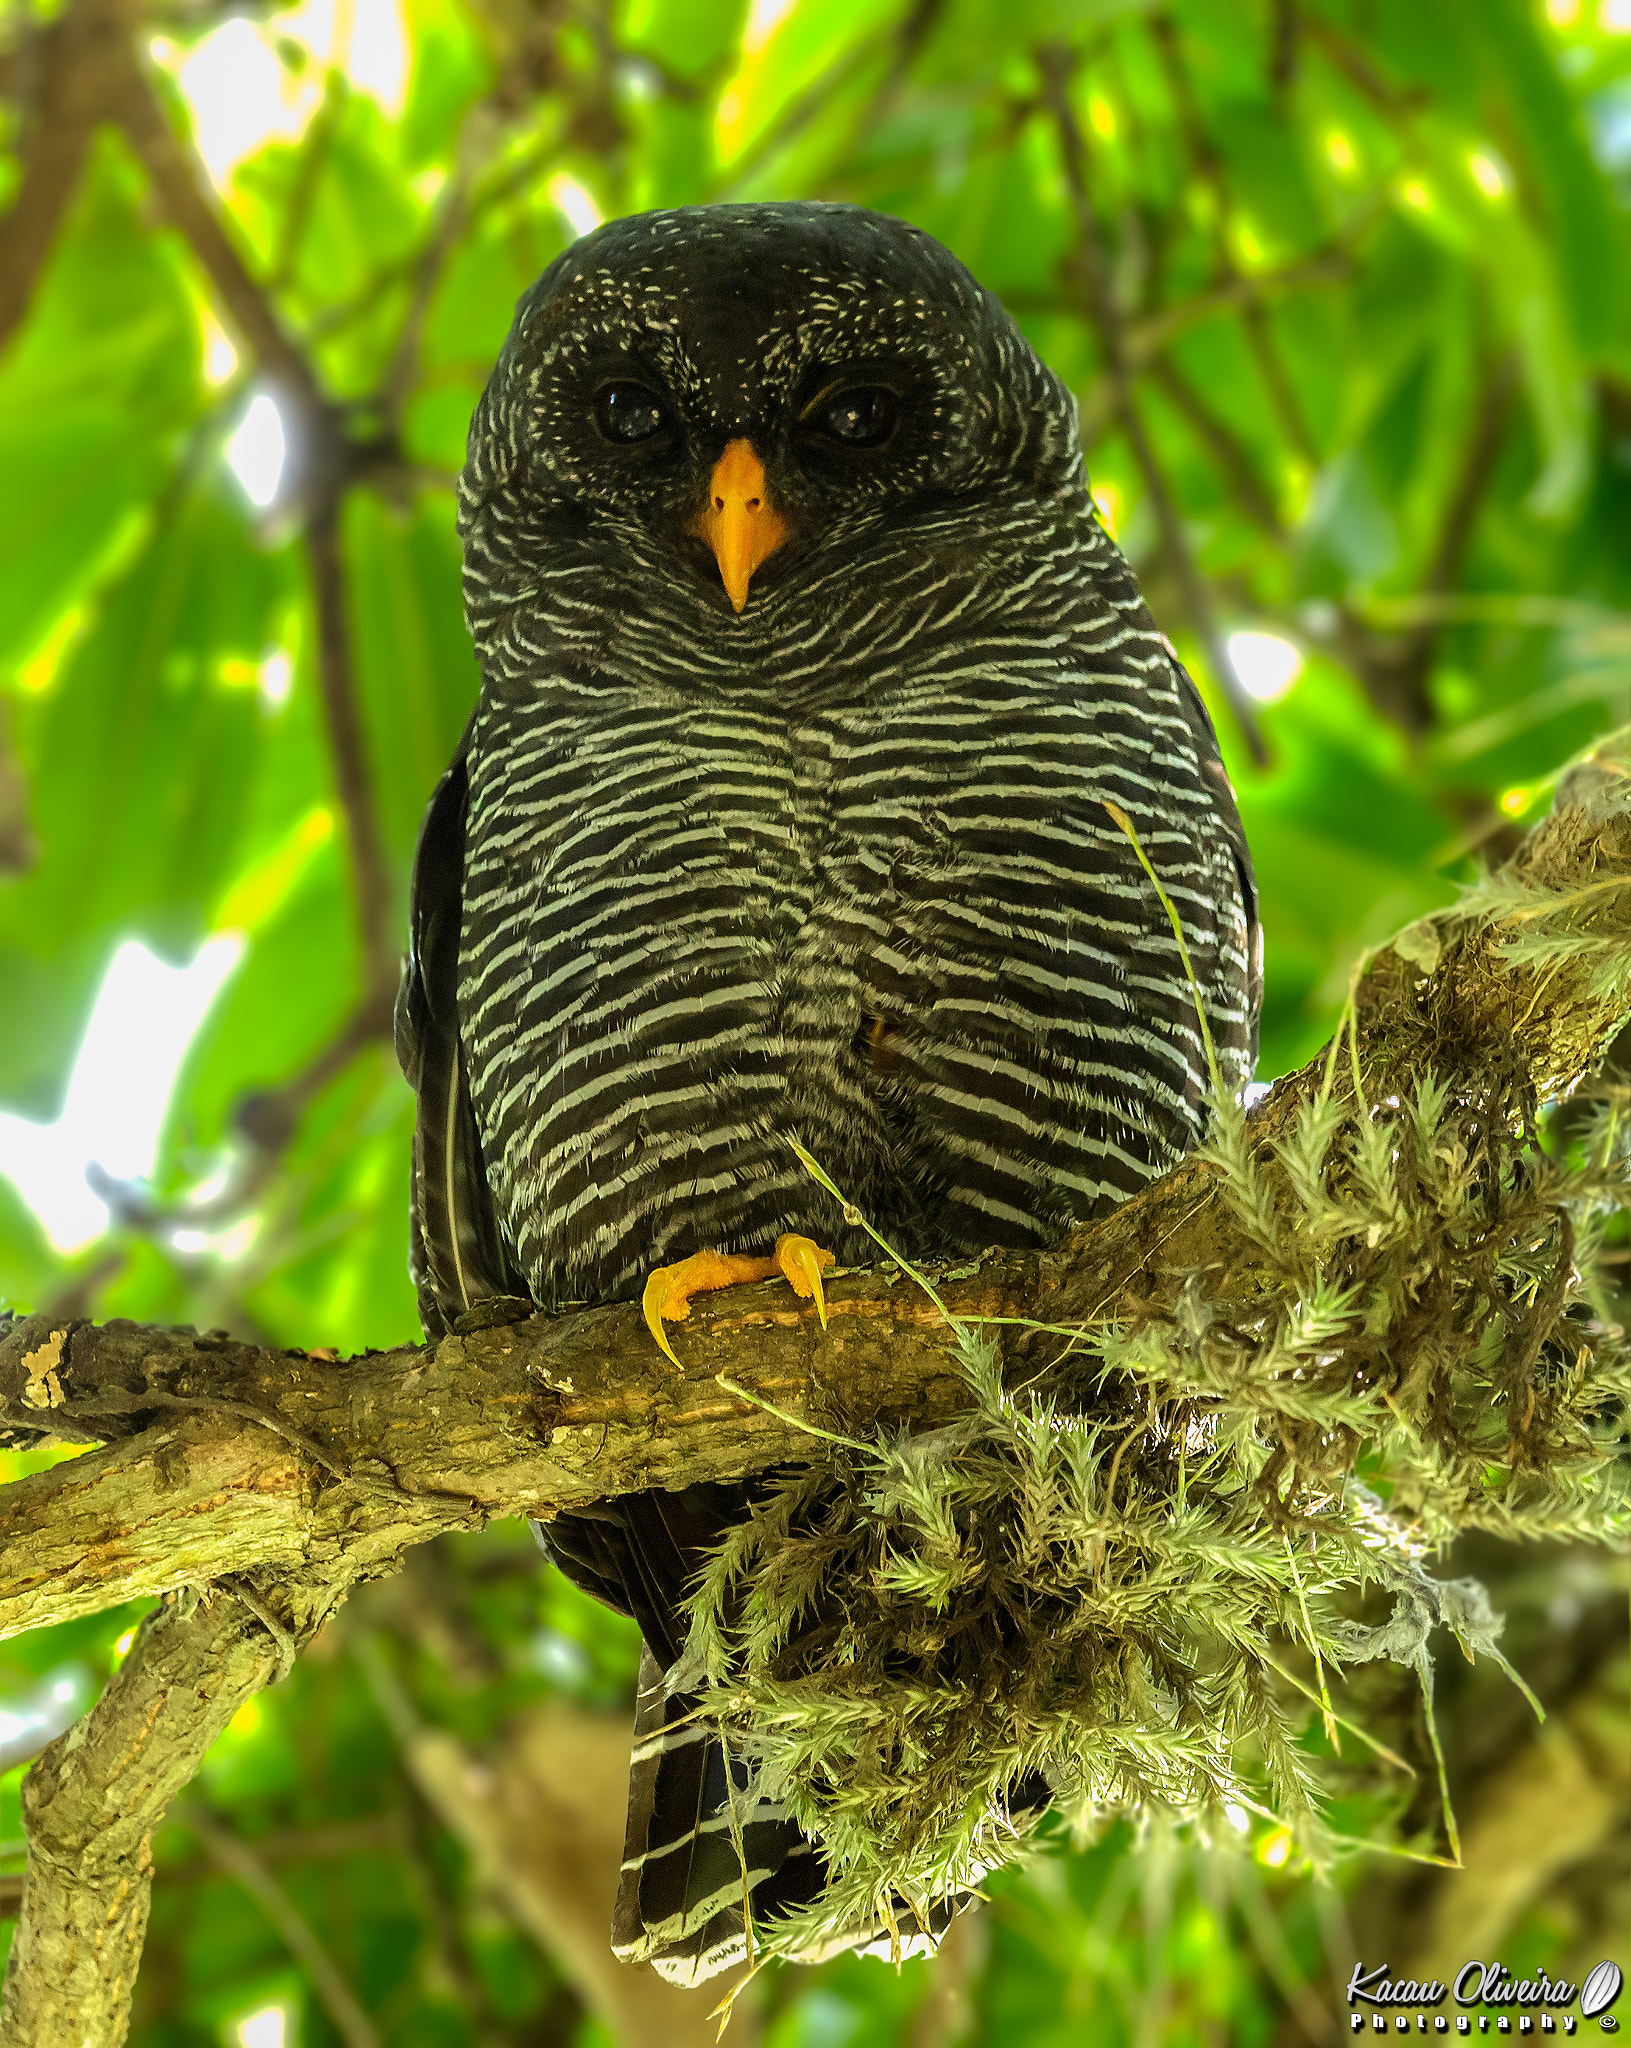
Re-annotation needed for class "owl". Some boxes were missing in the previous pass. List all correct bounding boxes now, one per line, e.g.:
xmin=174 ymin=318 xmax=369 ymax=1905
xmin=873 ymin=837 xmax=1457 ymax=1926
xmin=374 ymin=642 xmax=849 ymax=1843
xmin=396 ymin=201 xmax=1260 ymax=1982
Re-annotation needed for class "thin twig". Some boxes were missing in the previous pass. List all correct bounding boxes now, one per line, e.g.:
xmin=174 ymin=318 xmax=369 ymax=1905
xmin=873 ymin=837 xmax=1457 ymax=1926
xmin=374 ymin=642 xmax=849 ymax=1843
xmin=1103 ymin=799 xmax=1222 ymax=1091
xmin=0 ymin=0 xmax=145 ymax=355
xmin=1302 ymin=15 xmax=1425 ymax=115
xmin=1150 ymin=355 xmax=1286 ymax=537
xmin=1139 ymin=16 xmax=1326 ymax=474
xmin=1038 ymin=43 xmax=1267 ymax=765
xmin=66 ymin=1385 xmax=352 ymax=1479
xmin=1241 ymin=297 xmax=1319 ymax=467
xmin=1121 ymin=250 xmax=1354 ymax=362
xmin=114 ymin=48 xmax=329 ymax=430
xmin=1281 ymin=1535 xmax=1338 ymax=1752
xmin=376 ymin=109 xmax=497 ymax=425
xmin=0 ymin=696 xmax=35 ymax=874
xmin=306 ymin=495 xmax=400 ymax=1006
xmin=711 ymin=41 xmax=881 ymax=196
xmin=1332 ymin=349 xmax=1517 ymax=734
xmin=181 ymin=1801 xmax=381 ymax=2048
xmin=301 ymin=127 xmax=566 ymax=351
xmin=715 ymin=1372 xmax=870 ymax=1451
xmin=267 ymin=68 xmax=347 ymax=292
xmin=170 ymin=998 xmax=395 ymax=1208
xmin=1256 ymin=1651 xmax=1415 ymax=1775
xmin=1412 ymin=1646 xmax=1462 ymax=1867
xmin=1150 ymin=19 xmax=1322 ymax=488
xmin=157 ymin=1815 xmax=404 ymax=1880
xmin=217 ymin=1574 xmax=300 ymax=1681
xmin=713 ymin=0 xmax=943 ymax=198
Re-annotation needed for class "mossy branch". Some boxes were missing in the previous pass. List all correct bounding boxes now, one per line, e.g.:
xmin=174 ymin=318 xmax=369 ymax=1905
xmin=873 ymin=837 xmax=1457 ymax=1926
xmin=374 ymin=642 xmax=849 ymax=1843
xmin=2 ymin=727 xmax=1629 ymax=2024
xmin=674 ymin=729 xmax=1631 ymax=1960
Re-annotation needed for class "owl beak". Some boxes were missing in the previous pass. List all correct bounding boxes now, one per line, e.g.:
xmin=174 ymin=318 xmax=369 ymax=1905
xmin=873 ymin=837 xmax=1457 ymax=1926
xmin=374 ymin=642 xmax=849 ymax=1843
xmin=695 ymin=438 xmax=788 ymax=613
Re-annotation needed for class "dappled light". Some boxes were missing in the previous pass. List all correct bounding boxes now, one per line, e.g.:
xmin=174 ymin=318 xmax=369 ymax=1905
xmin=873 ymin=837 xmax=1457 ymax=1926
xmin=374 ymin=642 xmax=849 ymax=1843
xmin=1 ymin=0 xmax=1627 ymax=2043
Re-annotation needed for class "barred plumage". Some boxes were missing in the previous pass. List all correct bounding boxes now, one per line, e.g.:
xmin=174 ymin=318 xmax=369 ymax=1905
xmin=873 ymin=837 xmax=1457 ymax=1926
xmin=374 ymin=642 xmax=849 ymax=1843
xmin=397 ymin=201 xmax=1260 ymax=1982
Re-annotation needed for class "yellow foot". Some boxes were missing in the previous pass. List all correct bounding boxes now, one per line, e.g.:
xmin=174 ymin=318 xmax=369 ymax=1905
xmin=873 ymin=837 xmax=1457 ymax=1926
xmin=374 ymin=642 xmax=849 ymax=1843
xmin=773 ymin=1233 xmax=832 ymax=1326
xmin=641 ymin=1234 xmax=835 ymax=1367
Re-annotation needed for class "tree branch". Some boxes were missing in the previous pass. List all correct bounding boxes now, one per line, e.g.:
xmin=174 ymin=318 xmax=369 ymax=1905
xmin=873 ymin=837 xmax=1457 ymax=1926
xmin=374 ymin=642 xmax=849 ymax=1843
xmin=0 ymin=1576 xmax=345 ymax=2045
xmin=1047 ymin=246 xmax=1357 ymax=446
xmin=0 ymin=1271 xmax=977 ymax=1641
xmin=4 ymin=726 xmax=1628 ymax=1642
xmin=112 ymin=51 xmax=328 ymax=429
xmin=0 ymin=725 xmax=1626 ymax=2039
xmin=115 ymin=51 xmax=403 ymax=1002
xmin=0 ymin=0 xmax=145 ymax=356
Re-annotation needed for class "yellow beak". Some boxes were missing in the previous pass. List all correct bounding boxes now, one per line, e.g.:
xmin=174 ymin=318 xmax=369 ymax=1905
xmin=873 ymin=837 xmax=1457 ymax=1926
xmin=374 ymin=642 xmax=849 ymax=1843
xmin=693 ymin=439 xmax=788 ymax=613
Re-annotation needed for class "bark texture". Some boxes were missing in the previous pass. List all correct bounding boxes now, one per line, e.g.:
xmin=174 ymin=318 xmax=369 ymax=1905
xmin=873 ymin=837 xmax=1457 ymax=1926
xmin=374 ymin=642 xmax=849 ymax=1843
xmin=0 ymin=1577 xmax=343 ymax=2045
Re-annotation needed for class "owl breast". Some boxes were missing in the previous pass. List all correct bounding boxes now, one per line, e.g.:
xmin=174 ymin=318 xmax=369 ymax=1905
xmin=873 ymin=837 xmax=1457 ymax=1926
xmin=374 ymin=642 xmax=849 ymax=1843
xmin=457 ymin=498 xmax=1254 ymax=1310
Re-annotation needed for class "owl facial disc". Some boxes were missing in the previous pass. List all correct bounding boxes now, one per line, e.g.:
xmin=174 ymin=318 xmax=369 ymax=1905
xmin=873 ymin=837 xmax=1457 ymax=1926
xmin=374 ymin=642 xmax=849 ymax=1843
xmin=693 ymin=438 xmax=788 ymax=612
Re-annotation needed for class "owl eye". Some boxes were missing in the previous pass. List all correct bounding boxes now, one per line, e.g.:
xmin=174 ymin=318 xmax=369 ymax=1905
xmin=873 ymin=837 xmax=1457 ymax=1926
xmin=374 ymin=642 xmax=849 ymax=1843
xmin=807 ymin=385 xmax=899 ymax=448
xmin=594 ymin=382 xmax=669 ymax=444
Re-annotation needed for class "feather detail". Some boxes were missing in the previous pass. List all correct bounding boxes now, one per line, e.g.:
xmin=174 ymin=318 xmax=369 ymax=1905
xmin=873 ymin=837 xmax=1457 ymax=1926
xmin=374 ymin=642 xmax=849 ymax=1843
xmin=397 ymin=736 xmax=527 ymax=1332
xmin=611 ymin=1646 xmax=822 ymax=1982
xmin=612 ymin=1639 xmax=970 ymax=1982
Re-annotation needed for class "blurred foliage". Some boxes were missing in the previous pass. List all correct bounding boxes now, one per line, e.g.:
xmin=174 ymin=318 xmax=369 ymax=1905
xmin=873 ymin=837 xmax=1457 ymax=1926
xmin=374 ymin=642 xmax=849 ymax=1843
xmin=1 ymin=0 xmax=1629 ymax=2040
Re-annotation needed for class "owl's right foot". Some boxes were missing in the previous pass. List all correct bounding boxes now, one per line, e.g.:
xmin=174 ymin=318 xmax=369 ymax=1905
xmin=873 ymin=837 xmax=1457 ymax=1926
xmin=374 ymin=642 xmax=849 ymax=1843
xmin=641 ymin=1234 xmax=834 ymax=1367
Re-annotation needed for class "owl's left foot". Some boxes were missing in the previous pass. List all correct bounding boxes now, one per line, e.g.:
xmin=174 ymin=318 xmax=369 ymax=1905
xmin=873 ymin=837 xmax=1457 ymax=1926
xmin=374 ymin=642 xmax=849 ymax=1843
xmin=641 ymin=1233 xmax=834 ymax=1367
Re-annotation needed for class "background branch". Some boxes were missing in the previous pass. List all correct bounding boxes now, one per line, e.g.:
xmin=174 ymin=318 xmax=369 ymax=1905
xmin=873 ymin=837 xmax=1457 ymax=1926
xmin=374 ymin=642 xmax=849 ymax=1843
xmin=0 ymin=0 xmax=145 ymax=355
xmin=0 ymin=1577 xmax=345 ymax=2046
xmin=1150 ymin=355 xmax=1287 ymax=537
xmin=114 ymin=51 xmax=328 ymax=427
xmin=304 ymin=498 xmax=402 ymax=1011
xmin=350 ymin=1635 xmax=755 ymax=2046
xmin=1039 ymin=42 xmax=1268 ymax=764
xmin=114 ymin=45 xmax=403 ymax=1004
xmin=179 ymin=1801 xmax=380 ymax=2048
xmin=1332 ymin=350 xmax=1519 ymax=735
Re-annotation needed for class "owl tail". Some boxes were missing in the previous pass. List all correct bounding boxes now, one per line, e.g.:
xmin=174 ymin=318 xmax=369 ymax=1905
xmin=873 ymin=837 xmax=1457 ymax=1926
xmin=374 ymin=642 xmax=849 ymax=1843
xmin=610 ymin=1646 xmax=963 ymax=1985
xmin=539 ymin=1497 xmax=969 ymax=1979
xmin=611 ymin=1646 xmax=817 ymax=1982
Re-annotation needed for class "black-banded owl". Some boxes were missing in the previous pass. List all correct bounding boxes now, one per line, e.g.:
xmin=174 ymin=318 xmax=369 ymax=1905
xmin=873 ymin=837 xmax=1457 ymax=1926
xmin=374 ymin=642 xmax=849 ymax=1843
xmin=396 ymin=201 xmax=1260 ymax=1983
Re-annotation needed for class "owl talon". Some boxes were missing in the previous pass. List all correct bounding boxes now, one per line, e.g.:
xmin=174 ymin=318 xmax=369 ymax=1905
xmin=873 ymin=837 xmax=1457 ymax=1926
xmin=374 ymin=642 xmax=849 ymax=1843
xmin=641 ymin=1269 xmax=688 ymax=1367
xmin=640 ymin=1248 xmax=776 ymax=1365
xmin=641 ymin=1239 xmax=836 ymax=1363
xmin=774 ymin=1233 xmax=834 ymax=1328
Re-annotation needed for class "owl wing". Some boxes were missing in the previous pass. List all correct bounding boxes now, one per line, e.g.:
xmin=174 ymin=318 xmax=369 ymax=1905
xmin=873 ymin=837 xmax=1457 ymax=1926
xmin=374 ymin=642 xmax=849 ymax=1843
xmin=395 ymin=733 xmax=531 ymax=1335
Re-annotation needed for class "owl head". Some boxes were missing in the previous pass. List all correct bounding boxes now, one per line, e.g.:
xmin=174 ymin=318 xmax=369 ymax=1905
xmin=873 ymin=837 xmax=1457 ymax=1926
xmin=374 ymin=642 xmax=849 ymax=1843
xmin=457 ymin=202 xmax=1085 ymax=635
